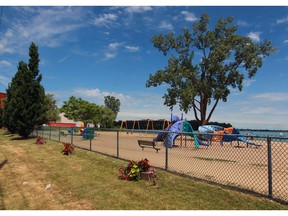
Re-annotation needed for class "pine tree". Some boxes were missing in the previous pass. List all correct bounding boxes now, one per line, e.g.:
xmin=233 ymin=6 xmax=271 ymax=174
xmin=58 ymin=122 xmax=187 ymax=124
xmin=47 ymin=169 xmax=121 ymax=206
xmin=3 ymin=42 xmax=46 ymax=138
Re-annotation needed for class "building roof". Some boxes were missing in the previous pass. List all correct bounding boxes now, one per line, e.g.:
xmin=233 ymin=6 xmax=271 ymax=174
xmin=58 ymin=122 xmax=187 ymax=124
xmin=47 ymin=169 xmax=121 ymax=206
xmin=0 ymin=92 xmax=7 ymax=108
xmin=0 ymin=92 xmax=7 ymax=99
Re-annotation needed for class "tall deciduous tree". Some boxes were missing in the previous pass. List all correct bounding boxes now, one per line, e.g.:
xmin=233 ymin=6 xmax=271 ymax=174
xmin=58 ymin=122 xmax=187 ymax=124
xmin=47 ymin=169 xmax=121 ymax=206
xmin=146 ymin=13 xmax=275 ymax=125
xmin=3 ymin=42 xmax=46 ymax=138
xmin=43 ymin=94 xmax=60 ymax=123
xmin=98 ymin=105 xmax=116 ymax=128
xmin=104 ymin=95 xmax=121 ymax=117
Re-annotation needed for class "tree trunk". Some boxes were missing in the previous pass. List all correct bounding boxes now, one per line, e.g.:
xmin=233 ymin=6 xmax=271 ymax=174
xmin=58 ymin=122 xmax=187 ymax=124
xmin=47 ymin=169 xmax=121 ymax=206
xmin=200 ymin=94 xmax=208 ymax=125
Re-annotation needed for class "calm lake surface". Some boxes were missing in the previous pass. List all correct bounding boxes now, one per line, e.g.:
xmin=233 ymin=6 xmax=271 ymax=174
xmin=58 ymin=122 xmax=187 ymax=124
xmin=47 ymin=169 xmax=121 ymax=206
xmin=239 ymin=130 xmax=288 ymax=138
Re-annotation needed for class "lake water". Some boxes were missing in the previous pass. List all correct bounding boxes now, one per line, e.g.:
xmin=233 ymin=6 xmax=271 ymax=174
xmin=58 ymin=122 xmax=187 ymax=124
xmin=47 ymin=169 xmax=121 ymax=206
xmin=238 ymin=130 xmax=288 ymax=138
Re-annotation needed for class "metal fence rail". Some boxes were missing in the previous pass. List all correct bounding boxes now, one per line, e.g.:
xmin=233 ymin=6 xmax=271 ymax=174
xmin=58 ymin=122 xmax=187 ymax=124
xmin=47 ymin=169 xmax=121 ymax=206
xmin=33 ymin=126 xmax=288 ymax=204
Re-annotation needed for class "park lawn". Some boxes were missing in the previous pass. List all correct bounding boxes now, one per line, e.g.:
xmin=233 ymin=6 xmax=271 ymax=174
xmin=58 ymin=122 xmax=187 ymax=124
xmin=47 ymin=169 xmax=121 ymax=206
xmin=0 ymin=130 xmax=287 ymax=210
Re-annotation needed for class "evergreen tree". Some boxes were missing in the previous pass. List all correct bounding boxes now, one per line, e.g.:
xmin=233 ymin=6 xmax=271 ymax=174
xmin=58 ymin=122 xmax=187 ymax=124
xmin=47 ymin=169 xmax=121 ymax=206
xmin=3 ymin=42 xmax=46 ymax=138
xmin=0 ymin=108 xmax=3 ymax=128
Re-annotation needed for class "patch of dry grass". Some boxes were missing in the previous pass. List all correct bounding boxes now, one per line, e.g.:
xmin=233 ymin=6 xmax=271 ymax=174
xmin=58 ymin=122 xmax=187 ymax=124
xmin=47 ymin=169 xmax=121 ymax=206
xmin=0 ymin=129 xmax=287 ymax=210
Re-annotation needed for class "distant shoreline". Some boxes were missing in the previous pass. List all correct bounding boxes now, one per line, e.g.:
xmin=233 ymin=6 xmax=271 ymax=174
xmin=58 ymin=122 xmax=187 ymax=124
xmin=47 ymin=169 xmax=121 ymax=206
xmin=239 ymin=129 xmax=288 ymax=132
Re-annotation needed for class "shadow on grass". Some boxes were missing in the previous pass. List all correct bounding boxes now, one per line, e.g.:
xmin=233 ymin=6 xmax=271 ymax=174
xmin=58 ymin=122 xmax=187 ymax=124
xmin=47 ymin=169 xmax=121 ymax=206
xmin=0 ymin=160 xmax=8 ymax=170
xmin=10 ymin=137 xmax=26 ymax=141
xmin=0 ymin=160 xmax=7 ymax=209
xmin=0 ymin=185 xmax=6 ymax=210
xmin=10 ymin=136 xmax=36 ymax=141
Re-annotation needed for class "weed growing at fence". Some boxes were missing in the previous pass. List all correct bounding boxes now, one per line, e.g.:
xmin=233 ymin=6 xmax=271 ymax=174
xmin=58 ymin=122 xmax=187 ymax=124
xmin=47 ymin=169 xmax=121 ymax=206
xmin=193 ymin=156 xmax=237 ymax=163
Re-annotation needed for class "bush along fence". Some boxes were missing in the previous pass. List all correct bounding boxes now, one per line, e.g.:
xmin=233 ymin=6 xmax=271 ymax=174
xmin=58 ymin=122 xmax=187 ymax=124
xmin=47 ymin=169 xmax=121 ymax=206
xmin=33 ymin=125 xmax=288 ymax=204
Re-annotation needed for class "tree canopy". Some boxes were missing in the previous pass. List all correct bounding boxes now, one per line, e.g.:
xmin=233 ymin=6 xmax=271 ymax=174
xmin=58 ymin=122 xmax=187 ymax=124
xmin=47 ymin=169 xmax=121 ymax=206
xmin=0 ymin=108 xmax=3 ymax=128
xmin=3 ymin=42 xmax=47 ymax=138
xmin=146 ymin=13 xmax=275 ymax=125
xmin=104 ymin=95 xmax=121 ymax=116
xmin=43 ymin=94 xmax=61 ymax=124
xmin=60 ymin=96 xmax=116 ymax=128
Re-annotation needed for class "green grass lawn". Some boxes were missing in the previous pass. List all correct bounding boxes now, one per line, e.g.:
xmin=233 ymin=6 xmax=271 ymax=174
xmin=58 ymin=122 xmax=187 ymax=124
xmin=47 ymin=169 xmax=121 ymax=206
xmin=0 ymin=130 xmax=287 ymax=210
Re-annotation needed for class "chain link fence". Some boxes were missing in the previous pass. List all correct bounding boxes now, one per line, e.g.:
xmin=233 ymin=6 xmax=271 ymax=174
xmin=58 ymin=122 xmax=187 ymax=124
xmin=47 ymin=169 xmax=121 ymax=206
xmin=33 ymin=126 xmax=288 ymax=204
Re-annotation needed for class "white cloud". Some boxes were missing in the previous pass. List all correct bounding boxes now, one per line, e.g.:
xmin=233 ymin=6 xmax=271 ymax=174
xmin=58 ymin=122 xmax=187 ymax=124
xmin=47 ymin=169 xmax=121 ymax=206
xmin=0 ymin=7 xmax=88 ymax=54
xmin=94 ymin=13 xmax=118 ymax=27
xmin=118 ymin=111 xmax=167 ymax=120
xmin=276 ymin=16 xmax=288 ymax=24
xmin=251 ymin=92 xmax=288 ymax=102
xmin=125 ymin=46 xmax=140 ymax=52
xmin=211 ymin=91 xmax=288 ymax=129
xmin=0 ymin=41 xmax=14 ymax=54
xmin=159 ymin=21 xmax=174 ymax=31
xmin=284 ymin=40 xmax=288 ymax=44
xmin=237 ymin=20 xmax=250 ymax=27
xmin=104 ymin=51 xmax=117 ymax=60
xmin=21 ymin=7 xmax=86 ymax=46
xmin=74 ymin=88 xmax=101 ymax=98
xmin=247 ymin=31 xmax=261 ymax=42
xmin=181 ymin=11 xmax=197 ymax=22
xmin=0 ymin=60 xmax=12 ymax=67
xmin=104 ymin=42 xmax=139 ymax=59
xmin=73 ymin=88 xmax=131 ymax=103
xmin=125 ymin=6 xmax=152 ymax=13
xmin=0 ymin=75 xmax=9 ymax=86
xmin=103 ymin=42 xmax=124 ymax=60
xmin=243 ymin=79 xmax=256 ymax=87
xmin=108 ymin=42 xmax=122 ymax=50
xmin=241 ymin=107 xmax=272 ymax=115
xmin=58 ymin=55 xmax=69 ymax=63
xmin=4 ymin=29 xmax=14 ymax=38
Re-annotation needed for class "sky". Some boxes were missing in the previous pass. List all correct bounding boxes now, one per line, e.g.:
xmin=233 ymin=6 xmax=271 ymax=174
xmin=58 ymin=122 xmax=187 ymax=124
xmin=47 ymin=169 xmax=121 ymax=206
xmin=0 ymin=1 xmax=288 ymax=130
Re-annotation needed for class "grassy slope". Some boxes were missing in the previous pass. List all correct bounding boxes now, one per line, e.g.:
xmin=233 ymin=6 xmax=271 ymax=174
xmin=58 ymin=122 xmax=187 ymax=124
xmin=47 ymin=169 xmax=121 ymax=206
xmin=0 ymin=130 xmax=287 ymax=210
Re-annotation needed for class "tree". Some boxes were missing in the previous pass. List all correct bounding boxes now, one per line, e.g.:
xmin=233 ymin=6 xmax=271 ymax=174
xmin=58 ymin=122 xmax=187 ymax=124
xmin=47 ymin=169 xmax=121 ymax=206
xmin=61 ymin=96 xmax=116 ymax=128
xmin=43 ymin=94 xmax=60 ymax=123
xmin=98 ymin=105 xmax=116 ymax=128
xmin=146 ymin=13 xmax=275 ymax=125
xmin=3 ymin=42 xmax=46 ymax=138
xmin=0 ymin=108 xmax=3 ymax=128
xmin=3 ymin=83 xmax=17 ymax=133
xmin=60 ymin=96 xmax=97 ymax=126
xmin=104 ymin=95 xmax=121 ymax=116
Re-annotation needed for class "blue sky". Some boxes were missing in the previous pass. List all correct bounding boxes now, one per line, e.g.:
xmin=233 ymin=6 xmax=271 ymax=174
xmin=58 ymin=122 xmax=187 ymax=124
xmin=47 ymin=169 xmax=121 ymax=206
xmin=0 ymin=3 xmax=288 ymax=130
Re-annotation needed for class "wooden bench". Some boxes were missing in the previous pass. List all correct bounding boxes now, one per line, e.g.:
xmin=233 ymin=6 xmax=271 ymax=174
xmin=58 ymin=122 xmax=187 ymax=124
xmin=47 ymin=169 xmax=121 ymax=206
xmin=138 ymin=140 xmax=160 ymax=153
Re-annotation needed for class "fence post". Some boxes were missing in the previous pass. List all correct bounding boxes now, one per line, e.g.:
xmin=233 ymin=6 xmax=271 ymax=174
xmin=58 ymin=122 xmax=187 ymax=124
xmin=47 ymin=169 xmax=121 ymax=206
xmin=267 ymin=137 xmax=273 ymax=199
xmin=89 ymin=130 xmax=92 ymax=151
xmin=71 ymin=128 xmax=73 ymax=145
xmin=49 ymin=126 xmax=52 ymax=141
xmin=165 ymin=145 xmax=168 ymax=170
xmin=117 ymin=130 xmax=119 ymax=158
xmin=58 ymin=127 xmax=61 ymax=143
